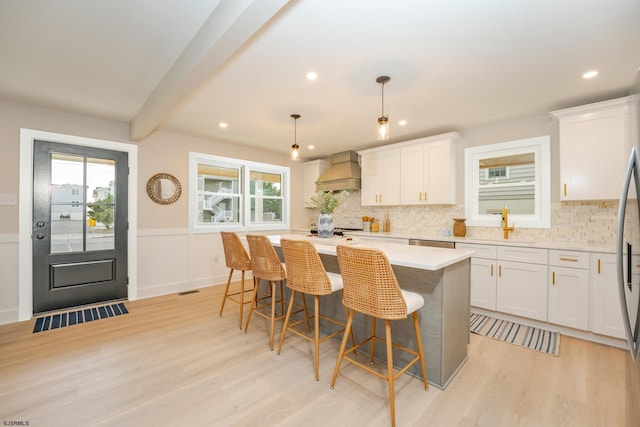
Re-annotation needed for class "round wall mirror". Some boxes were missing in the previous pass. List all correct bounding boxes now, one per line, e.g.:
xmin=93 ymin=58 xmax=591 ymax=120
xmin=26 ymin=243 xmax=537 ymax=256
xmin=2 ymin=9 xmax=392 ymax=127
xmin=146 ymin=173 xmax=182 ymax=205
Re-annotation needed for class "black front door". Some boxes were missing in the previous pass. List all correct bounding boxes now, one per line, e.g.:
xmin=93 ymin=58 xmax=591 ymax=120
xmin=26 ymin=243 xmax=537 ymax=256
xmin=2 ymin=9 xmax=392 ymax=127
xmin=32 ymin=140 xmax=129 ymax=314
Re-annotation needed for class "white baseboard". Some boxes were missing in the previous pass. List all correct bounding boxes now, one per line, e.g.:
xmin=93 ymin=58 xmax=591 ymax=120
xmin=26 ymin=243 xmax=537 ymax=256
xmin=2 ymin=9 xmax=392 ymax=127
xmin=0 ymin=308 xmax=20 ymax=325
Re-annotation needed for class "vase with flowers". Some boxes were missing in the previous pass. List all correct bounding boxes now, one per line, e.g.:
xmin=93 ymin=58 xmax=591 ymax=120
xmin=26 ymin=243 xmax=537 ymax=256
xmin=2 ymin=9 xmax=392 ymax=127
xmin=307 ymin=187 xmax=349 ymax=238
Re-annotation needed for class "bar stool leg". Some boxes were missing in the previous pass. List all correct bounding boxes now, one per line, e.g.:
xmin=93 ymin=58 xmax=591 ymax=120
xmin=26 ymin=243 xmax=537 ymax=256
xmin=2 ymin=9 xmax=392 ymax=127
xmin=370 ymin=316 xmax=377 ymax=364
xmin=277 ymin=290 xmax=298 ymax=354
xmin=385 ymin=320 xmax=396 ymax=427
xmin=314 ymin=295 xmax=320 ymax=381
xmin=270 ymin=281 xmax=277 ymax=350
xmin=330 ymin=309 xmax=355 ymax=389
xmin=413 ymin=312 xmax=429 ymax=390
xmin=219 ymin=268 xmax=234 ymax=317
xmin=237 ymin=270 xmax=245 ymax=329
xmin=244 ymin=277 xmax=259 ymax=333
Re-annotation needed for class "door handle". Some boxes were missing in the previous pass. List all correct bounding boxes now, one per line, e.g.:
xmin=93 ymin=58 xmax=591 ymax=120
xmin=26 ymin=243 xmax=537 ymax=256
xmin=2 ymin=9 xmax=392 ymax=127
xmin=36 ymin=233 xmax=45 ymax=240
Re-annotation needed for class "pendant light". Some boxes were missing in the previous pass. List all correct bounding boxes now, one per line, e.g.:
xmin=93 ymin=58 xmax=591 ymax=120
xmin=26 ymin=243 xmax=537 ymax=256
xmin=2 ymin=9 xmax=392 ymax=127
xmin=376 ymin=75 xmax=390 ymax=140
xmin=290 ymin=114 xmax=301 ymax=161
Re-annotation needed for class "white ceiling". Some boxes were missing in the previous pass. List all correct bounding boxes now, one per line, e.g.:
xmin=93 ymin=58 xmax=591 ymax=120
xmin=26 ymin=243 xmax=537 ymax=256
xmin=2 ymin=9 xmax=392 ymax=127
xmin=1 ymin=0 xmax=639 ymax=159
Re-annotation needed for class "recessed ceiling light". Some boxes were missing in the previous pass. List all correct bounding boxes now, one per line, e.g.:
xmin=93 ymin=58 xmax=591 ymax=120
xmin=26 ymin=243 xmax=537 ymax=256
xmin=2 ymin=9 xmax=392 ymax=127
xmin=582 ymin=70 xmax=599 ymax=79
xmin=219 ymin=122 xmax=228 ymax=128
xmin=308 ymin=145 xmax=315 ymax=150
xmin=305 ymin=71 xmax=318 ymax=81
xmin=398 ymin=120 xmax=407 ymax=126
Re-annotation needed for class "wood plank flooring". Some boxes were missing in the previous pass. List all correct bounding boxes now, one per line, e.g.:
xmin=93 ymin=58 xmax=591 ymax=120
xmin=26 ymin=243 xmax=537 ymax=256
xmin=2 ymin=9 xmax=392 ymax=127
xmin=0 ymin=283 xmax=627 ymax=426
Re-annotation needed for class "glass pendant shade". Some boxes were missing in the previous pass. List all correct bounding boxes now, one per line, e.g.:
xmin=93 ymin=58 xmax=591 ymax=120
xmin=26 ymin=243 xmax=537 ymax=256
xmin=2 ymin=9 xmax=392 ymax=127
xmin=290 ymin=143 xmax=300 ymax=161
xmin=375 ymin=75 xmax=391 ymax=141
xmin=378 ymin=115 xmax=389 ymax=140
xmin=290 ymin=113 xmax=301 ymax=161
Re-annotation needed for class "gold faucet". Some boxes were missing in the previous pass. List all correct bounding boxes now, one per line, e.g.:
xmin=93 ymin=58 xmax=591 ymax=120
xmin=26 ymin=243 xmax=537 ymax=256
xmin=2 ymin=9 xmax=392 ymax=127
xmin=502 ymin=206 xmax=514 ymax=239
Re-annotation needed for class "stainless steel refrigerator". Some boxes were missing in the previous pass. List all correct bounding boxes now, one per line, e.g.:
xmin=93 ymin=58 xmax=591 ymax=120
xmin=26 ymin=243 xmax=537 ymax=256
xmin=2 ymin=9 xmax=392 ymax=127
xmin=617 ymin=69 xmax=640 ymax=427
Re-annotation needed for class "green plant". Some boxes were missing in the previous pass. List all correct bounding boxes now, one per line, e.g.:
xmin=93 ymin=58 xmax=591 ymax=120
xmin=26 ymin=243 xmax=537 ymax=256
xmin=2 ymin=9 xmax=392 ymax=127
xmin=307 ymin=186 xmax=349 ymax=214
xmin=87 ymin=194 xmax=114 ymax=229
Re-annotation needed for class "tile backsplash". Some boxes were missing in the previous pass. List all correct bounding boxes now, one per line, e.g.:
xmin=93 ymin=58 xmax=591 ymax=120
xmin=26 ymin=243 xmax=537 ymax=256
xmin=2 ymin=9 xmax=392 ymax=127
xmin=307 ymin=191 xmax=622 ymax=248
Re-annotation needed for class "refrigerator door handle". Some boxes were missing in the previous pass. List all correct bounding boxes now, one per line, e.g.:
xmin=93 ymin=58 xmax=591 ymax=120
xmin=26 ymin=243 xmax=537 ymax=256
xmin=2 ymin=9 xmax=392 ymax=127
xmin=617 ymin=147 xmax=640 ymax=361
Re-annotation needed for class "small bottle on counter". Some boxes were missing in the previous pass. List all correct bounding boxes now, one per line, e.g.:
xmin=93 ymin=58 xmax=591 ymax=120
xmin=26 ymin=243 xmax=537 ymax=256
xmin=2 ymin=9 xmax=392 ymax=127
xmin=371 ymin=219 xmax=380 ymax=232
xmin=383 ymin=213 xmax=390 ymax=232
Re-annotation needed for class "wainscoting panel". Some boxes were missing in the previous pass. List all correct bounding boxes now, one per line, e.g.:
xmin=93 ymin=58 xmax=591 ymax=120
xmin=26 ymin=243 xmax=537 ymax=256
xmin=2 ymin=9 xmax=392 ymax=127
xmin=0 ymin=235 xmax=20 ymax=325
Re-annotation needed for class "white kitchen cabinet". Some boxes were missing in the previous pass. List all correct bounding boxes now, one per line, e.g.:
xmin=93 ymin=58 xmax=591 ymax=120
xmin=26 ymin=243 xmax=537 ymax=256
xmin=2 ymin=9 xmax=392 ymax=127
xmin=548 ymin=250 xmax=589 ymax=330
xmin=303 ymin=159 xmax=329 ymax=208
xmin=359 ymin=147 xmax=400 ymax=206
xmin=590 ymin=253 xmax=628 ymax=339
xmin=400 ymin=133 xmax=458 ymax=205
xmin=551 ymin=97 xmax=632 ymax=201
xmin=457 ymin=243 xmax=497 ymax=310
xmin=496 ymin=246 xmax=548 ymax=321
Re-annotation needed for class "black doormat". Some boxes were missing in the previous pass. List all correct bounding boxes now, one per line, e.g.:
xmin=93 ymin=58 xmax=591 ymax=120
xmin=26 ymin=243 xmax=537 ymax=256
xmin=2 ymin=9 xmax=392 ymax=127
xmin=33 ymin=302 xmax=128 ymax=333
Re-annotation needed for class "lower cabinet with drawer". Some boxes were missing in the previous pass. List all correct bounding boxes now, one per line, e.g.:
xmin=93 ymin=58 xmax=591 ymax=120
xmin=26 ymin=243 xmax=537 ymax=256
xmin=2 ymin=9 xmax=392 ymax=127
xmin=457 ymin=243 xmax=548 ymax=320
xmin=548 ymin=250 xmax=590 ymax=330
xmin=496 ymin=246 xmax=548 ymax=322
xmin=456 ymin=243 xmax=497 ymax=310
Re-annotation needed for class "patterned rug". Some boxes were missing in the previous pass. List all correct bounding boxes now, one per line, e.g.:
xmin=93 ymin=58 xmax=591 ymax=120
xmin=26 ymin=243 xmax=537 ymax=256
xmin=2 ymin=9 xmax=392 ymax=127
xmin=33 ymin=302 xmax=128 ymax=333
xmin=470 ymin=312 xmax=560 ymax=356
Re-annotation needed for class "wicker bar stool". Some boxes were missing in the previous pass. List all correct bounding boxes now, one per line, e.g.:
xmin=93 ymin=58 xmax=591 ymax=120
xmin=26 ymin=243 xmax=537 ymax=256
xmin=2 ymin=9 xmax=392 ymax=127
xmin=277 ymin=238 xmax=354 ymax=381
xmin=219 ymin=232 xmax=254 ymax=329
xmin=331 ymin=245 xmax=428 ymax=427
xmin=244 ymin=234 xmax=306 ymax=350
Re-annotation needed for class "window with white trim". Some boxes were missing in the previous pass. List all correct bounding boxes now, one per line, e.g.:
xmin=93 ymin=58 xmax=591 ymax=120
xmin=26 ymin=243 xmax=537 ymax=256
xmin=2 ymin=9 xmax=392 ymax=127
xmin=189 ymin=152 xmax=290 ymax=232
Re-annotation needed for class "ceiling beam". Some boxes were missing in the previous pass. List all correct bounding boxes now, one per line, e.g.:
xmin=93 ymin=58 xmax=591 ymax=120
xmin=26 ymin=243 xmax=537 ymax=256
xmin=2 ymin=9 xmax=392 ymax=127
xmin=129 ymin=0 xmax=290 ymax=141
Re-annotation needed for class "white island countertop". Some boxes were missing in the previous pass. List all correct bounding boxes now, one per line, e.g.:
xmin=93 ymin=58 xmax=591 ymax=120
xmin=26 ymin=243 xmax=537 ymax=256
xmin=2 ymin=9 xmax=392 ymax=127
xmin=268 ymin=234 xmax=474 ymax=271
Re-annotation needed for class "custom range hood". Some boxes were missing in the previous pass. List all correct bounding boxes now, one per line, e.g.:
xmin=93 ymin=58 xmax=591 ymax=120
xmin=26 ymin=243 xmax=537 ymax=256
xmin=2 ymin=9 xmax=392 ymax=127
xmin=317 ymin=150 xmax=361 ymax=192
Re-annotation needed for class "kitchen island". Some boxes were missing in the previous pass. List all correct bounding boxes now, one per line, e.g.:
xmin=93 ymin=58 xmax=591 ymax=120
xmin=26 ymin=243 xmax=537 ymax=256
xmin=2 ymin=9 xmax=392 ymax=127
xmin=268 ymin=235 xmax=473 ymax=389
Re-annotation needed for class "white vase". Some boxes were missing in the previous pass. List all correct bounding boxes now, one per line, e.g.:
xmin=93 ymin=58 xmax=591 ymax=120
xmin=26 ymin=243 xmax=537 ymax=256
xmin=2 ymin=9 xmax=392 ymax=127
xmin=317 ymin=213 xmax=334 ymax=238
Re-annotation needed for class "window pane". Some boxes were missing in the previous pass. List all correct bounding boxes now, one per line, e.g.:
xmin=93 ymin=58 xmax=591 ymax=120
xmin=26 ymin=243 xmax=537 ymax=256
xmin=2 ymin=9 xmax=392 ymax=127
xmin=198 ymin=194 xmax=241 ymax=223
xmin=250 ymin=171 xmax=281 ymax=196
xmin=250 ymin=198 xmax=282 ymax=222
xmin=50 ymin=154 xmax=84 ymax=253
xmin=197 ymin=163 xmax=241 ymax=224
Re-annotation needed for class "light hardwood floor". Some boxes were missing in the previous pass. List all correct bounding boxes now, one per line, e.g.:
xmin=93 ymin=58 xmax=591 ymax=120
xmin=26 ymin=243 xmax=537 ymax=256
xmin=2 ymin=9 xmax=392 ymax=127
xmin=0 ymin=283 xmax=626 ymax=427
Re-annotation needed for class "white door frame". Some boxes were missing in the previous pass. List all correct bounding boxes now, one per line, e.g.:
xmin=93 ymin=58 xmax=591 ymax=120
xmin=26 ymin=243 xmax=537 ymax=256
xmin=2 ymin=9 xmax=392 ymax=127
xmin=18 ymin=129 xmax=138 ymax=321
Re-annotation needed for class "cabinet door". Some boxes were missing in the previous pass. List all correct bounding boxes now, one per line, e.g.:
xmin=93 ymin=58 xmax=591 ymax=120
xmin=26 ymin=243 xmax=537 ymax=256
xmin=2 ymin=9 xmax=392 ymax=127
xmin=360 ymin=151 xmax=381 ymax=206
xmin=400 ymin=144 xmax=425 ymax=204
xmin=557 ymin=100 xmax=629 ymax=200
xmin=379 ymin=148 xmax=400 ymax=205
xmin=425 ymin=140 xmax=455 ymax=204
xmin=470 ymin=257 xmax=497 ymax=310
xmin=361 ymin=148 xmax=400 ymax=206
xmin=590 ymin=253 xmax=627 ymax=339
xmin=497 ymin=261 xmax=548 ymax=321
xmin=548 ymin=266 xmax=589 ymax=330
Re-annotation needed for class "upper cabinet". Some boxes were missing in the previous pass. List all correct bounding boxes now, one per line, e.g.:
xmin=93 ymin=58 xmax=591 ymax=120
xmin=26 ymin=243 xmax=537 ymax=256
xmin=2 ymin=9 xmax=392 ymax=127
xmin=551 ymin=97 xmax=633 ymax=201
xmin=360 ymin=132 xmax=459 ymax=207
xmin=360 ymin=147 xmax=400 ymax=206
xmin=400 ymin=133 xmax=459 ymax=205
xmin=302 ymin=159 xmax=329 ymax=207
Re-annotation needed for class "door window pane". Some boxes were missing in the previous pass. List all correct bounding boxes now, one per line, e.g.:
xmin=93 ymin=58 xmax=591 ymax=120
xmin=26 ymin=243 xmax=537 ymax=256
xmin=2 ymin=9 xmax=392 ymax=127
xmin=50 ymin=154 xmax=115 ymax=253
xmin=86 ymin=158 xmax=115 ymax=251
